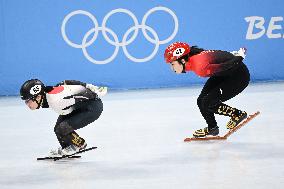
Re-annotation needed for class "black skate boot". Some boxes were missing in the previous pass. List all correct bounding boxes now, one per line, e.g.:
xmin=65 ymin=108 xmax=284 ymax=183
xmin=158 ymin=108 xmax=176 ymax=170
xmin=213 ymin=103 xmax=247 ymax=129
xmin=49 ymin=131 xmax=87 ymax=157
xmin=59 ymin=132 xmax=87 ymax=156
xmin=226 ymin=110 xmax=247 ymax=129
xmin=70 ymin=131 xmax=87 ymax=150
xmin=193 ymin=126 xmax=219 ymax=138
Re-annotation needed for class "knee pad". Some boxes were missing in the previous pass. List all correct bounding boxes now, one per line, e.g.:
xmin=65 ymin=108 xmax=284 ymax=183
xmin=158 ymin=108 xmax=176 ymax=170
xmin=197 ymin=95 xmax=211 ymax=110
xmin=54 ymin=121 xmax=74 ymax=137
xmin=197 ymin=95 xmax=204 ymax=109
xmin=198 ymin=94 xmax=221 ymax=112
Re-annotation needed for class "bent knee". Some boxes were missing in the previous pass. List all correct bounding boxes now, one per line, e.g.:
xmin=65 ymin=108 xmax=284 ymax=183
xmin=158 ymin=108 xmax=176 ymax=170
xmin=54 ymin=122 xmax=74 ymax=136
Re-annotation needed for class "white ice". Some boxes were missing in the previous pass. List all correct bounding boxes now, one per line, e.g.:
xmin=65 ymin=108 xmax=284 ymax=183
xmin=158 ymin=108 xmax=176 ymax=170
xmin=0 ymin=82 xmax=284 ymax=189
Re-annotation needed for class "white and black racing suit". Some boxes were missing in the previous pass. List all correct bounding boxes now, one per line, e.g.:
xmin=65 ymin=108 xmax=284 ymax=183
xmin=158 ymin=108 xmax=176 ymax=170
xmin=41 ymin=80 xmax=103 ymax=148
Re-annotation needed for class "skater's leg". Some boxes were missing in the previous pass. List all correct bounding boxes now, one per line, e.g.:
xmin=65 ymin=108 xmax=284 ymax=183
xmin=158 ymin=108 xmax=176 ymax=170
xmin=197 ymin=76 xmax=224 ymax=129
xmin=218 ymin=63 xmax=250 ymax=102
xmin=194 ymin=63 xmax=250 ymax=136
xmin=209 ymin=63 xmax=250 ymax=128
xmin=202 ymin=63 xmax=250 ymax=116
xmin=194 ymin=77 xmax=224 ymax=137
xmin=65 ymin=98 xmax=103 ymax=130
xmin=54 ymin=99 xmax=103 ymax=148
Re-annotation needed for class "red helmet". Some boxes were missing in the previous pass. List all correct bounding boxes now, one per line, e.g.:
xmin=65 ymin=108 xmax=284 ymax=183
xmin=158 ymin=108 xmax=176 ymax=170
xmin=164 ymin=42 xmax=190 ymax=63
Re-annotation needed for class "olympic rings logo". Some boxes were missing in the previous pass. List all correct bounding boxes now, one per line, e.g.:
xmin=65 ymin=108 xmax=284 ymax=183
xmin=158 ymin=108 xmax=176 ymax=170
xmin=61 ymin=7 xmax=178 ymax=64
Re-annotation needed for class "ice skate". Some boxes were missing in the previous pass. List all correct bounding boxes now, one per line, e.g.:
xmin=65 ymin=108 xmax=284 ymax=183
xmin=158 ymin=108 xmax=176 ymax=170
xmin=49 ymin=132 xmax=87 ymax=157
xmin=214 ymin=103 xmax=248 ymax=129
xmin=193 ymin=126 xmax=219 ymax=138
xmin=226 ymin=110 xmax=247 ymax=129
xmin=48 ymin=143 xmax=87 ymax=157
xmin=38 ymin=143 xmax=94 ymax=161
xmin=48 ymin=144 xmax=86 ymax=157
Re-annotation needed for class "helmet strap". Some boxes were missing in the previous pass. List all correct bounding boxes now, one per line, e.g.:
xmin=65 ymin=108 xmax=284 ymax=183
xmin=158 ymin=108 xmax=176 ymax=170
xmin=34 ymin=95 xmax=43 ymax=109
xmin=181 ymin=63 xmax=186 ymax=73
xmin=177 ymin=59 xmax=187 ymax=73
xmin=177 ymin=54 xmax=190 ymax=74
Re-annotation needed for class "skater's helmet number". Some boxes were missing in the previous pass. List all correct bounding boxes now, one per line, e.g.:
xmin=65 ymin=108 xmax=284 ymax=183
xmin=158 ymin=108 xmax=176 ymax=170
xmin=173 ymin=48 xmax=185 ymax=57
xmin=30 ymin=85 xmax=42 ymax=95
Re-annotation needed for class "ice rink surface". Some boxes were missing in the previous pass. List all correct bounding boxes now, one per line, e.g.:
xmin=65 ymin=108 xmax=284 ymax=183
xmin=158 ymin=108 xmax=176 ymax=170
xmin=0 ymin=82 xmax=284 ymax=189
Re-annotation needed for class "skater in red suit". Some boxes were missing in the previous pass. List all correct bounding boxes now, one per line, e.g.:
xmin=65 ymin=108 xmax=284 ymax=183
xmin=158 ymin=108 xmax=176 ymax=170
xmin=20 ymin=79 xmax=107 ymax=156
xmin=164 ymin=42 xmax=250 ymax=138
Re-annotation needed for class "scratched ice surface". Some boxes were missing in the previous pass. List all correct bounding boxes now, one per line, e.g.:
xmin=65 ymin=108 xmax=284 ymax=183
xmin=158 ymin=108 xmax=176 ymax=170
xmin=0 ymin=82 xmax=283 ymax=189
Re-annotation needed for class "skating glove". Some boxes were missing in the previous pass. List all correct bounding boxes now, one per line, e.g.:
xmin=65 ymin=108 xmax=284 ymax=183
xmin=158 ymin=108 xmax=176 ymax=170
xmin=86 ymin=84 xmax=108 ymax=98
xmin=231 ymin=47 xmax=247 ymax=59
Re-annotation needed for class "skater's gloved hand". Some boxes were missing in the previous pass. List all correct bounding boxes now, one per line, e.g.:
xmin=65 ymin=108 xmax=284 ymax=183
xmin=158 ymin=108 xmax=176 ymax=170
xmin=237 ymin=47 xmax=247 ymax=59
xmin=86 ymin=84 xmax=108 ymax=98
xmin=231 ymin=47 xmax=247 ymax=59
xmin=96 ymin=86 xmax=108 ymax=98
xmin=230 ymin=50 xmax=239 ymax=56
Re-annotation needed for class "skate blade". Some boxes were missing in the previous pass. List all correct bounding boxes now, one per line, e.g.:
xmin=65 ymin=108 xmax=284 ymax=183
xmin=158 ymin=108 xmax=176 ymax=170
xmin=37 ymin=155 xmax=81 ymax=161
xmin=184 ymin=111 xmax=260 ymax=142
xmin=184 ymin=136 xmax=226 ymax=142
xmin=224 ymin=111 xmax=260 ymax=138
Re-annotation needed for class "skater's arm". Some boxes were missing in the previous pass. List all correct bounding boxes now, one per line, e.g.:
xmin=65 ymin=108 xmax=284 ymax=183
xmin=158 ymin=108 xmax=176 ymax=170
xmin=56 ymin=80 xmax=107 ymax=98
xmin=85 ymin=84 xmax=108 ymax=98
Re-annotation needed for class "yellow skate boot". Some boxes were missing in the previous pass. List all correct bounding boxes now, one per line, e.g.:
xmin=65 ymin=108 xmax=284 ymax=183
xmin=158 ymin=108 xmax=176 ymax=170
xmin=226 ymin=110 xmax=247 ymax=129
xmin=193 ymin=126 xmax=219 ymax=138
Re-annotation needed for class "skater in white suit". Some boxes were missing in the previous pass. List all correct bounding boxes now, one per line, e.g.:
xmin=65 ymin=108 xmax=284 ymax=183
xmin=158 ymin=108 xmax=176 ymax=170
xmin=20 ymin=79 xmax=107 ymax=156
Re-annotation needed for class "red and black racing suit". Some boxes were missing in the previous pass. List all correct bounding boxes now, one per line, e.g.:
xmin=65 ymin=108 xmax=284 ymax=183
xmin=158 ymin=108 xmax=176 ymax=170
xmin=186 ymin=50 xmax=250 ymax=129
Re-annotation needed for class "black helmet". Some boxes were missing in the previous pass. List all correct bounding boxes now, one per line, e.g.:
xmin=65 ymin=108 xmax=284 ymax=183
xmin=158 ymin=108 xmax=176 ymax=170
xmin=20 ymin=79 xmax=45 ymax=100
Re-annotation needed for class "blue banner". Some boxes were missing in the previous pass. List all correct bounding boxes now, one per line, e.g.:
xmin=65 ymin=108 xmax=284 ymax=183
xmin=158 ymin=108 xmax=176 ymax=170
xmin=0 ymin=0 xmax=283 ymax=95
